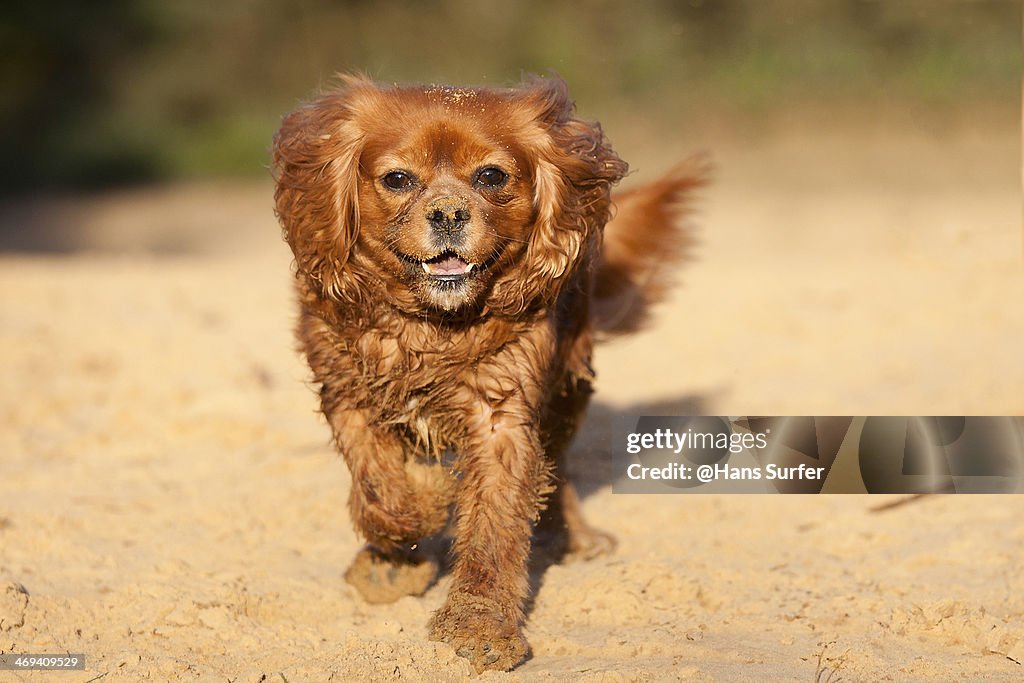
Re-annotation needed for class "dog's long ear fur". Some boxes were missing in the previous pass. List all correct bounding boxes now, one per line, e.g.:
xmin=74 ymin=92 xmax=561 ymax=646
xmin=272 ymin=76 xmax=372 ymax=299
xmin=492 ymin=77 xmax=628 ymax=315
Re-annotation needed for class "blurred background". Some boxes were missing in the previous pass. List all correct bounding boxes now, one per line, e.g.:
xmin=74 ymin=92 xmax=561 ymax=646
xmin=0 ymin=1 xmax=1020 ymax=411
xmin=1 ymin=0 xmax=1020 ymax=410
xmin=1 ymin=0 xmax=1018 ymax=194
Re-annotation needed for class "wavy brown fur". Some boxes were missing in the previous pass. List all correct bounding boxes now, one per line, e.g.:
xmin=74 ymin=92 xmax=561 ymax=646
xmin=271 ymin=74 xmax=705 ymax=673
xmin=593 ymin=154 xmax=711 ymax=335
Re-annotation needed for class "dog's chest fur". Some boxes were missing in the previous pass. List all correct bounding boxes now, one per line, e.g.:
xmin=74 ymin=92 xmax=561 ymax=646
xmin=300 ymin=295 xmax=566 ymax=458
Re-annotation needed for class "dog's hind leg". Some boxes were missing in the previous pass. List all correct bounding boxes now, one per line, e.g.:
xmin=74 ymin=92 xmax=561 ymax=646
xmin=536 ymin=368 xmax=617 ymax=561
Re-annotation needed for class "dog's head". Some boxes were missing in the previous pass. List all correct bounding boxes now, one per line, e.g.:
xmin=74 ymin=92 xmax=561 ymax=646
xmin=273 ymin=75 xmax=627 ymax=316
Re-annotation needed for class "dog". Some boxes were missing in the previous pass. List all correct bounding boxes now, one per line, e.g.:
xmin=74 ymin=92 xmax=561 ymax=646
xmin=272 ymin=74 xmax=707 ymax=672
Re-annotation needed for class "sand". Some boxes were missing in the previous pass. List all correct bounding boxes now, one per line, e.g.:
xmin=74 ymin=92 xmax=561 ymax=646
xmin=1 ymin=122 xmax=1022 ymax=681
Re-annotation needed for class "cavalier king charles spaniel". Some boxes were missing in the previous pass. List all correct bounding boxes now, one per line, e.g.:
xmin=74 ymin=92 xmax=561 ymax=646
xmin=272 ymin=74 xmax=707 ymax=672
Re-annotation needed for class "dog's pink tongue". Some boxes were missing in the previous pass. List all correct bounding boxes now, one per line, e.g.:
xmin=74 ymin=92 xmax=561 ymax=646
xmin=426 ymin=255 xmax=469 ymax=275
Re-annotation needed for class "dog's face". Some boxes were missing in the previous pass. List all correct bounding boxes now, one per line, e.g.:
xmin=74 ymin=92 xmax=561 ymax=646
xmin=273 ymin=76 xmax=628 ymax=316
xmin=355 ymin=97 xmax=536 ymax=310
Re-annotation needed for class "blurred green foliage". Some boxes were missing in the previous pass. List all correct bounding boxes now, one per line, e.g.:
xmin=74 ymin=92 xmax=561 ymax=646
xmin=1 ymin=0 xmax=1019 ymax=191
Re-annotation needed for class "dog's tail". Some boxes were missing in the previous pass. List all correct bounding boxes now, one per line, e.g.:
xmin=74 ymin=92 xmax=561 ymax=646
xmin=591 ymin=154 xmax=711 ymax=337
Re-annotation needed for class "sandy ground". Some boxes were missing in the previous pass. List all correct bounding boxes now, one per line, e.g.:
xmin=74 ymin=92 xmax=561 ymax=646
xmin=1 ymin=121 xmax=1022 ymax=681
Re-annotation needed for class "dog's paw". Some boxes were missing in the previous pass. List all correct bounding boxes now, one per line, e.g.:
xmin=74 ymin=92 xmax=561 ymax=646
xmin=565 ymin=525 xmax=617 ymax=562
xmin=428 ymin=592 xmax=528 ymax=672
xmin=344 ymin=545 xmax=438 ymax=604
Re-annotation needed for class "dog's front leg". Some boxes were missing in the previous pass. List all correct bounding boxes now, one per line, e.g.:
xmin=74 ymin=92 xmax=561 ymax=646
xmin=324 ymin=404 xmax=451 ymax=604
xmin=429 ymin=364 xmax=553 ymax=672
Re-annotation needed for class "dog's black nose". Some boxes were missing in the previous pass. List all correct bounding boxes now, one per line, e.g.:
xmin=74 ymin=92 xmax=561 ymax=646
xmin=427 ymin=208 xmax=470 ymax=226
xmin=426 ymin=199 xmax=470 ymax=236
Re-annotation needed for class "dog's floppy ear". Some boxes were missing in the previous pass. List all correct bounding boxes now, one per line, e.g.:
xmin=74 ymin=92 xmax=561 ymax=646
xmin=503 ymin=76 xmax=628 ymax=310
xmin=272 ymin=75 xmax=374 ymax=298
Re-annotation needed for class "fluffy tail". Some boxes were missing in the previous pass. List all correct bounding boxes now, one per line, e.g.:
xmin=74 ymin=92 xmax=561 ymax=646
xmin=591 ymin=154 xmax=711 ymax=336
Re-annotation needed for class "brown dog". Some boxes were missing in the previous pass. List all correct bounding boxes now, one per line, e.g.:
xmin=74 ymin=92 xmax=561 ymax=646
xmin=272 ymin=74 xmax=706 ymax=672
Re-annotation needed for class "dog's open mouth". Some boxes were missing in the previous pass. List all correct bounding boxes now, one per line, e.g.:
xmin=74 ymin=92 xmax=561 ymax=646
xmin=419 ymin=251 xmax=475 ymax=280
xmin=396 ymin=247 xmax=503 ymax=287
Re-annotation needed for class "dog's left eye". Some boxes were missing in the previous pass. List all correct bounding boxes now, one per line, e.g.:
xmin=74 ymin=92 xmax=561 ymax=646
xmin=475 ymin=167 xmax=508 ymax=189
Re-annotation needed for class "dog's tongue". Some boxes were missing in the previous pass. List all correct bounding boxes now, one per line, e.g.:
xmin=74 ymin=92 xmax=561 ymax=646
xmin=424 ymin=253 xmax=472 ymax=276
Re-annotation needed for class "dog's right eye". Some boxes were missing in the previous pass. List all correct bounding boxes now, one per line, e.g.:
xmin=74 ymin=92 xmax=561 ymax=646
xmin=381 ymin=171 xmax=416 ymax=191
